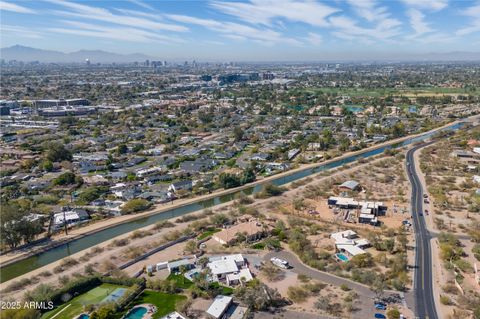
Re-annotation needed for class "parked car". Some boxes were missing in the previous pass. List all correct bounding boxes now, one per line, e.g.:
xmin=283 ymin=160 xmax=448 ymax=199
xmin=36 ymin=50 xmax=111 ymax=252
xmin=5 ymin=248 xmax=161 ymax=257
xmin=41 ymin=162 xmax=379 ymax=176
xmin=375 ymin=304 xmax=387 ymax=310
xmin=374 ymin=314 xmax=386 ymax=319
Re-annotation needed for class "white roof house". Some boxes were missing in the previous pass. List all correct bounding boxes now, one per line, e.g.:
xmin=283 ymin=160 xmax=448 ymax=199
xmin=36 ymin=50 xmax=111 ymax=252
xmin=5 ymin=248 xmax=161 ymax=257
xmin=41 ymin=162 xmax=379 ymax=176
xmin=208 ymin=254 xmax=245 ymax=266
xmin=331 ymin=229 xmax=369 ymax=257
xmin=331 ymin=230 xmax=357 ymax=241
xmin=336 ymin=244 xmax=366 ymax=257
xmin=53 ymin=209 xmax=89 ymax=227
xmin=159 ymin=312 xmax=187 ymax=319
xmin=226 ymin=268 xmax=253 ymax=285
xmin=355 ymin=238 xmax=371 ymax=248
xmin=208 ymin=259 xmax=239 ymax=276
xmin=206 ymin=295 xmax=233 ymax=319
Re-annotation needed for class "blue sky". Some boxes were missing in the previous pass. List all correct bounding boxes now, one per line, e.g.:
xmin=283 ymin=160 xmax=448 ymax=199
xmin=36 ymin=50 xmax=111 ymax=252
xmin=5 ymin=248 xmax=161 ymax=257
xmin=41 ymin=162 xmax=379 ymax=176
xmin=1 ymin=0 xmax=479 ymax=61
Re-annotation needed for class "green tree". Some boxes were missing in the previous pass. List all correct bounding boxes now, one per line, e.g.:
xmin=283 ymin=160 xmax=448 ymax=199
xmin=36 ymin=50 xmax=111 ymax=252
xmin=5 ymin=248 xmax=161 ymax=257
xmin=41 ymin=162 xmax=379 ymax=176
xmin=218 ymin=173 xmax=241 ymax=189
xmin=184 ymin=240 xmax=197 ymax=254
xmin=44 ymin=142 xmax=72 ymax=162
xmin=0 ymin=203 xmax=43 ymax=248
xmin=42 ymin=160 xmax=53 ymax=172
xmin=52 ymin=171 xmax=77 ymax=186
xmin=90 ymin=304 xmax=117 ymax=319
xmin=121 ymin=199 xmax=152 ymax=214
xmin=116 ymin=144 xmax=128 ymax=155
xmin=233 ymin=126 xmax=244 ymax=141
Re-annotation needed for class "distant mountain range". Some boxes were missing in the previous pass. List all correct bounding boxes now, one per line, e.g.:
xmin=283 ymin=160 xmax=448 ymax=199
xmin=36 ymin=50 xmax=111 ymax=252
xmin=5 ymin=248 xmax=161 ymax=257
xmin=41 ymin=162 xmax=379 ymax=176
xmin=0 ymin=45 xmax=156 ymax=63
xmin=1 ymin=45 xmax=479 ymax=63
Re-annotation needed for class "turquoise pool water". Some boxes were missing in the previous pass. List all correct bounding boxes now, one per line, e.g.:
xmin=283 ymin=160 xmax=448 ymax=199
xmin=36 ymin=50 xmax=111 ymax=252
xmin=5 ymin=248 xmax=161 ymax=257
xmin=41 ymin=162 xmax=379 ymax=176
xmin=78 ymin=314 xmax=90 ymax=319
xmin=336 ymin=253 xmax=349 ymax=262
xmin=124 ymin=307 xmax=147 ymax=319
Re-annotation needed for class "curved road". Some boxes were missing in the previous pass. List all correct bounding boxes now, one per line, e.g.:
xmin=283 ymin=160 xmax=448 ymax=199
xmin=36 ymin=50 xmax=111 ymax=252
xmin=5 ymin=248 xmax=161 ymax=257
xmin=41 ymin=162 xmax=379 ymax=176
xmin=263 ymin=251 xmax=408 ymax=318
xmin=265 ymin=251 xmax=376 ymax=297
xmin=406 ymin=143 xmax=438 ymax=319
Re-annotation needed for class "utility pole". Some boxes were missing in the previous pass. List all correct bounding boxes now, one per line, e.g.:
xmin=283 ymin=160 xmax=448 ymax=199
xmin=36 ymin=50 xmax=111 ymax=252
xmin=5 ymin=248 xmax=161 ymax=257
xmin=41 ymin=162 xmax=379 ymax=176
xmin=63 ymin=210 xmax=68 ymax=236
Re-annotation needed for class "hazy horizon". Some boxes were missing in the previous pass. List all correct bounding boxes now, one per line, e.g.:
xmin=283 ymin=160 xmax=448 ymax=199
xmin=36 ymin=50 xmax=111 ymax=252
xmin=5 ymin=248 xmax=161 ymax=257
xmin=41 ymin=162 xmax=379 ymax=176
xmin=1 ymin=0 xmax=480 ymax=61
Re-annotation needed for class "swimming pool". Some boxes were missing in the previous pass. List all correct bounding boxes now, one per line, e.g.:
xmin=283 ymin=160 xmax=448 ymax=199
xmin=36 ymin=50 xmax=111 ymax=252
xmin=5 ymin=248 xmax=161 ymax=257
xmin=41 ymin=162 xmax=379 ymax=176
xmin=124 ymin=307 xmax=147 ymax=319
xmin=78 ymin=314 xmax=90 ymax=319
xmin=336 ymin=253 xmax=349 ymax=262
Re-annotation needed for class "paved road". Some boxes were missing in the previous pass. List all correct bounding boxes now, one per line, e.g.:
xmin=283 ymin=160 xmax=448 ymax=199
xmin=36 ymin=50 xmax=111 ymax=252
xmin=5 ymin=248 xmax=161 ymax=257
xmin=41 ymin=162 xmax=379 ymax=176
xmin=406 ymin=143 xmax=438 ymax=319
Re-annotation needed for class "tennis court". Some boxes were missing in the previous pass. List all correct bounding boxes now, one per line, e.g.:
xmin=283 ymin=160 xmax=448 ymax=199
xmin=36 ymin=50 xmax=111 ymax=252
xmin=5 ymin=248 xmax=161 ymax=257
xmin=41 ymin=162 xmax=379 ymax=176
xmin=101 ymin=287 xmax=127 ymax=303
xmin=41 ymin=283 xmax=127 ymax=319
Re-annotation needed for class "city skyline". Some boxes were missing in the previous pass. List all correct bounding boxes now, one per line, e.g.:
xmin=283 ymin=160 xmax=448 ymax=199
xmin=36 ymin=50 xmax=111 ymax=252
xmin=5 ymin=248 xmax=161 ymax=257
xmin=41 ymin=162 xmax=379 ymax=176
xmin=1 ymin=0 xmax=480 ymax=61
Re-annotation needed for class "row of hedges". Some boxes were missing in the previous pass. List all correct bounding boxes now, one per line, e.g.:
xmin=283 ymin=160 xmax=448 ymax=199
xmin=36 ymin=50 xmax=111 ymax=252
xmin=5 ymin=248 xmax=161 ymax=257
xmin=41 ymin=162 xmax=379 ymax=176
xmin=49 ymin=276 xmax=101 ymax=305
xmin=117 ymin=283 xmax=145 ymax=309
xmin=100 ymin=276 xmax=144 ymax=287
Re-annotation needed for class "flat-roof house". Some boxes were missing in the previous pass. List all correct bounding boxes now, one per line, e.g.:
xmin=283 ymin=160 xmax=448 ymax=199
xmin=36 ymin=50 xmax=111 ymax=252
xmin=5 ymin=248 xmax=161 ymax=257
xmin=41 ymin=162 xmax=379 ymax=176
xmin=331 ymin=230 xmax=358 ymax=241
xmin=208 ymin=259 xmax=239 ymax=279
xmin=336 ymin=244 xmax=366 ymax=258
xmin=159 ymin=311 xmax=187 ymax=319
xmin=53 ymin=208 xmax=89 ymax=229
xmin=328 ymin=197 xmax=387 ymax=216
xmin=167 ymin=259 xmax=195 ymax=274
xmin=206 ymin=295 xmax=233 ymax=319
xmin=226 ymin=268 xmax=253 ymax=286
xmin=331 ymin=230 xmax=369 ymax=259
xmin=207 ymin=254 xmax=252 ymax=285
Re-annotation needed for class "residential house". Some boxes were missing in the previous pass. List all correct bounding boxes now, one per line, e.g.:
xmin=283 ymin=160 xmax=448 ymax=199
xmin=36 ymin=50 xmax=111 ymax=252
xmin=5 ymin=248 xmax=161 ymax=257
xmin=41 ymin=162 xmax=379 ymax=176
xmin=168 ymin=180 xmax=193 ymax=193
xmin=206 ymin=295 xmax=233 ymax=319
xmin=207 ymin=254 xmax=253 ymax=286
xmin=53 ymin=208 xmax=90 ymax=229
xmin=331 ymin=230 xmax=370 ymax=259
xmin=167 ymin=259 xmax=195 ymax=274
xmin=249 ymin=153 xmax=270 ymax=162
xmin=212 ymin=220 xmax=267 ymax=245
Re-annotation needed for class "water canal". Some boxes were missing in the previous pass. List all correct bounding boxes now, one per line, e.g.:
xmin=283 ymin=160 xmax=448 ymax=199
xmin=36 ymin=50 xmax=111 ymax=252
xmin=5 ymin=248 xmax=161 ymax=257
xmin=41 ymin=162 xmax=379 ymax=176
xmin=0 ymin=122 xmax=464 ymax=283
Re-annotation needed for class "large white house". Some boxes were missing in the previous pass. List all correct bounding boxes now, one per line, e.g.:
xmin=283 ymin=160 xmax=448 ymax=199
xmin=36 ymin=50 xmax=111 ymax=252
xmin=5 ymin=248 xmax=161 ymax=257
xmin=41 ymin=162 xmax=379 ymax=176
xmin=207 ymin=254 xmax=253 ymax=285
xmin=331 ymin=230 xmax=370 ymax=258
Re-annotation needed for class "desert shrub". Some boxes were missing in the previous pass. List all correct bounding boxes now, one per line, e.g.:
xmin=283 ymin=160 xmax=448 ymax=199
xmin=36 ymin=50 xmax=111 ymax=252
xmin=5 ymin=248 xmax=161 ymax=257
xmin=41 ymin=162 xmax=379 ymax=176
xmin=440 ymin=295 xmax=452 ymax=305
xmin=287 ymin=286 xmax=309 ymax=303
xmin=110 ymin=238 xmax=130 ymax=247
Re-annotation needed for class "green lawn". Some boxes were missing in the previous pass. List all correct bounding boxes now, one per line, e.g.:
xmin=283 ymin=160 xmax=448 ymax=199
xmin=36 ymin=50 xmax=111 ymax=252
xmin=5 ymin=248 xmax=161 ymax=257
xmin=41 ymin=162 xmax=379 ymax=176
xmin=197 ymin=228 xmax=221 ymax=240
xmin=251 ymin=242 xmax=265 ymax=249
xmin=210 ymin=282 xmax=234 ymax=295
xmin=41 ymin=283 xmax=125 ymax=319
xmin=132 ymin=290 xmax=187 ymax=318
xmin=167 ymin=273 xmax=193 ymax=289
